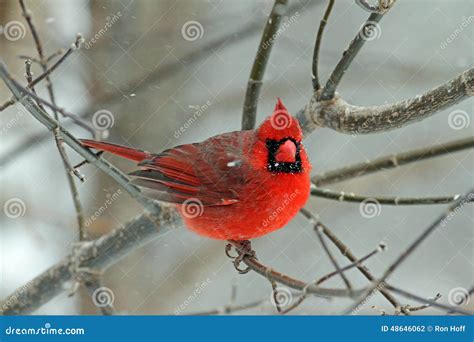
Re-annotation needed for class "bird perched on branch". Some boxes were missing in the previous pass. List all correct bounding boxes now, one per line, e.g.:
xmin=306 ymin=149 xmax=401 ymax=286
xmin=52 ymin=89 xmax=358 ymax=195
xmin=81 ymin=99 xmax=311 ymax=271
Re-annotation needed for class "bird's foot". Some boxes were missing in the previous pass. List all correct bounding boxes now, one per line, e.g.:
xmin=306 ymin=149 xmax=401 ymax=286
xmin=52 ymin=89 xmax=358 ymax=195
xmin=225 ymin=240 xmax=257 ymax=274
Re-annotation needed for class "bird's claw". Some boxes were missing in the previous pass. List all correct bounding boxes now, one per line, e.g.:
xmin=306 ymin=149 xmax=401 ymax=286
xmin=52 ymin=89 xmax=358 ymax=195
xmin=225 ymin=240 xmax=257 ymax=274
xmin=225 ymin=243 xmax=238 ymax=259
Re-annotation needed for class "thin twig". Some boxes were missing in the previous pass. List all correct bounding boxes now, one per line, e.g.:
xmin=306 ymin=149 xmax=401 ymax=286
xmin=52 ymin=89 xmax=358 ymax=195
xmin=316 ymin=243 xmax=386 ymax=285
xmin=320 ymin=12 xmax=385 ymax=100
xmin=73 ymin=151 xmax=104 ymax=169
xmin=270 ymin=277 xmax=282 ymax=313
xmin=385 ymin=284 xmax=471 ymax=315
xmin=1 ymin=1 xmax=308 ymax=168
xmin=3 ymin=38 xmax=80 ymax=111
xmin=355 ymin=0 xmax=379 ymax=13
xmin=312 ymin=0 xmax=335 ymax=90
xmin=227 ymin=239 xmax=470 ymax=315
xmin=5 ymin=77 xmax=96 ymax=135
xmin=312 ymin=136 xmax=474 ymax=186
xmin=18 ymin=55 xmax=42 ymax=65
xmin=30 ymin=37 xmax=81 ymax=89
xmin=403 ymin=293 xmax=441 ymax=312
xmin=279 ymin=284 xmax=310 ymax=314
xmin=356 ymin=0 xmax=397 ymax=14
xmin=311 ymin=187 xmax=473 ymax=205
xmin=1 ymin=1 xmax=471 ymax=316
xmin=0 ymin=62 xmax=159 ymax=214
xmin=16 ymin=2 xmax=87 ymax=240
xmin=241 ymin=0 xmax=288 ymax=130
xmin=18 ymin=49 xmax=65 ymax=65
xmin=188 ymin=299 xmax=268 ymax=315
xmin=24 ymin=59 xmax=46 ymax=112
xmin=382 ymin=190 xmax=474 ymax=280
xmin=227 ymin=240 xmax=363 ymax=299
xmin=300 ymin=208 xmax=353 ymax=291
xmin=346 ymin=189 xmax=474 ymax=314
xmin=82 ymin=274 xmax=116 ymax=315
xmin=46 ymin=49 xmax=66 ymax=63
xmin=314 ymin=219 xmax=403 ymax=311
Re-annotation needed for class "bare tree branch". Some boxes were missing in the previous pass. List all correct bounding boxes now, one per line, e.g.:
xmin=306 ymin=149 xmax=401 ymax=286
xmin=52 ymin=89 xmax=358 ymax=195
xmin=5 ymin=80 xmax=96 ymax=135
xmin=17 ymin=0 xmax=87 ymax=240
xmin=300 ymin=208 xmax=353 ymax=291
xmin=0 ymin=62 xmax=158 ymax=213
xmin=0 ymin=61 xmax=356 ymax=314
xmin=241 ymin=0 xmax=288 ymax=130
xmin=346 ymin=189 xmax=474 ymax=313
xmin=226 ymin=240 xmax=363 ymax=298
xmin=316 ymin=243 xmax=386 ymax=285
xmin=384 ymin=284 xmax=471 ymax=315
xmin=319 ymin=12 xmax=384 ymax=100
xmin=311 ymin=187 xmax=473 ymax=205
xmin=0 ymin=34 xmax=83 ymax=112
xmin=307 ymin=219 xmax=404 ymax=312
xmin=355 ymin=0 xmax=397 ymax=14
xmin=312 ymin=136 xmax=474 ymax=186
xmin=402 ymin=293 xmax=441 ymax=313
xmin=299 ymin=68 xmax=473 ymax=135
xmin=1 ymin=0 xmax=472 ymax=316
xmin=312 ymin=0 xmax=335 ymax=90
xmin=0 ymin=0 xmax=320 ymax=168
xmin=0 ymin=212 xmax=174 ymax=315
xmin=81 ymin=274 xmax=116 ymax=316
xmin=231 ymin=238 xmax=472 ymax=315
xmin=188 ymin=298 xmax=269 ymax=315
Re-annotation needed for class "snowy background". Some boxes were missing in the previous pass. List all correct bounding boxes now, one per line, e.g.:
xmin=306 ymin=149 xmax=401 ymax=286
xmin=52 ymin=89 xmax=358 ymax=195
xmin=0 ymin=0 xmax=472 ymax=314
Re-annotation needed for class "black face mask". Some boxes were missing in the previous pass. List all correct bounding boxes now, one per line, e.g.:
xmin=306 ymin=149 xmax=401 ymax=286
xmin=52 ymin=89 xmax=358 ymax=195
xmin=266 ymin=137 xmax=302 ymax=174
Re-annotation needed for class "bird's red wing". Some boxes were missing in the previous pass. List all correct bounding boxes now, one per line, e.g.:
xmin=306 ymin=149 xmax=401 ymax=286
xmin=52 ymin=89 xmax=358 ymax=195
xmin=130 ymin=131 xmax=255 ymax=206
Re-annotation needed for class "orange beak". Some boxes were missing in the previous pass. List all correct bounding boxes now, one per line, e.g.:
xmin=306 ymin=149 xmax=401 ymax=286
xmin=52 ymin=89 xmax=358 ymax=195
xmin=275 ymin=140 xmax=297 ymax=163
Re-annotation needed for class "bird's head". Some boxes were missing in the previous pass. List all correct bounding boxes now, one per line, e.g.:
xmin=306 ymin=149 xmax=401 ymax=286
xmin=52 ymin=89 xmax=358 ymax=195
xmin=256 ymin=98 xmax=305 ymax=174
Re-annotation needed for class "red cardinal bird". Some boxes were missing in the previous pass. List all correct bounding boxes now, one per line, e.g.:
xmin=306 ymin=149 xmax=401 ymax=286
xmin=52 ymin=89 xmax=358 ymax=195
xmin=81 ymin=99 xmax=311 ymax=241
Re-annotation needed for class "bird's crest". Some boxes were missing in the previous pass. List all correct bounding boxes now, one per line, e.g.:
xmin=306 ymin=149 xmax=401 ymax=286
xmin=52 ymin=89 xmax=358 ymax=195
xmin=257 ymin=98 xmax=303 ymax=141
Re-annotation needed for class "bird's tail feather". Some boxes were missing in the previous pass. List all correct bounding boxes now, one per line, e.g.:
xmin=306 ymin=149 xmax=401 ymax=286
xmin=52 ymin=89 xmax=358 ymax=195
xmin=80 ymin=139 xmax=151 ymax=162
